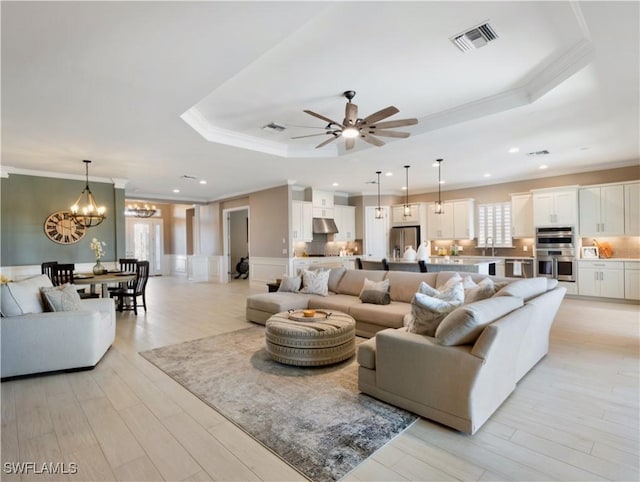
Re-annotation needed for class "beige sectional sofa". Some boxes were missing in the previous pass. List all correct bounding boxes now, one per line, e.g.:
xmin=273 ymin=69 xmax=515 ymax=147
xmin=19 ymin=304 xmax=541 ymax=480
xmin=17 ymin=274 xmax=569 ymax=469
xmin=246 ymin=268 xmax=566 ymax=434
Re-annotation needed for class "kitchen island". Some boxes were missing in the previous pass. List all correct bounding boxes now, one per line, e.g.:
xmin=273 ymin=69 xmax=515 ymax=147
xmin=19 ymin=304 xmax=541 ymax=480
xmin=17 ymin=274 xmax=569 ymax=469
xmin=389 ymin=258 xmax=503 ymax=275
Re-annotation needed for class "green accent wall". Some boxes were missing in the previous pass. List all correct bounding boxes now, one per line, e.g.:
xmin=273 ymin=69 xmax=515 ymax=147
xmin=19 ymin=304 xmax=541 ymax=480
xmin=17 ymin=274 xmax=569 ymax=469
xmin=1 ymin=174 xmax=123 ymax=266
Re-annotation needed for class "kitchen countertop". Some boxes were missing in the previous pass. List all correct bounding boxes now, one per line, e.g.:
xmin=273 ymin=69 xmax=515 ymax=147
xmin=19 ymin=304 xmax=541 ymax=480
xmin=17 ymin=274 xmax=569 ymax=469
xmin=578 ymin=257 xmax=639 ymax=262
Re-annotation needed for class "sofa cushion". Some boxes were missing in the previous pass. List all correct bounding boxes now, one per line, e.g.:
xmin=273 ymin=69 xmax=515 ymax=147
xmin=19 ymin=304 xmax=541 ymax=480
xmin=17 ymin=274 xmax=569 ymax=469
xmin=308 ymin=294 xmax=363 ymax=312
xmin=494 ymin=278 xmax=547 ymax=301
xmin=360 ymin=290 xmax=391 ymax=305
xmin=462 ymin=276 xmax=496 ymax=303
xmin=385 ymin=272 xmax=437 ymax=303
xmin=359 ymin=277 xmax=389 ymax=296
xmin=328 ymin=267 xmax=347 ymax=293
xmin=436 ymin=296 xmax=524 ymax=346
xmin=300 ymin=269 xmax=330 ymax=296
xmin=278 ymin=274 xmax=301 ymax=293
xmin=405 ymin=281 xmax=464 ymax=336
xmin=0 ymin=274 xmax=53 ymax=317
xmin=357 ymin=338 xmax=377 ymax=369
xmin=349 ymin=302 xmax=410 ymax=329
xmin=40 ymin=284 xmax=82 ymax=312
xmin=335 ymin=269 xmax=386 ymax=296
xmin=246 ymin=292 xmax=312 ymax=313
xmin=546 ymin=278 xmax=559 ymax=290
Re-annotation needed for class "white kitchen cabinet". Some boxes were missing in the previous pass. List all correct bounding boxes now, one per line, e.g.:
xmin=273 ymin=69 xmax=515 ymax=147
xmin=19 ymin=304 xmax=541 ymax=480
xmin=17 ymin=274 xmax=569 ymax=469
xmin=578 ymin=260 xmax=625 ymax=299
xmin=333 ymin=205 xmax=356 ymax=241
xmin=579 ymin=184 xmax=624 ymax=236
xmin=532 ymin=188 xmax=578 ymax=227
xmin=312 ymin=190 xmax=334 ymax=209
xmin=312 ymin=207 xmax=334 ymax=219
xmin=511 ymin=193 xmax=534 ymax=238
xmin=625 ymin=182 xmax=640 ymax=235
xmin=427 ymin=202 xmax=454 ymax=239
xmin=625 ymin=261 xmax=640 ymax=300
xmin=291 ymin=201 xmax=313 ymax=242
xmin=364 ymin=206 xmax=389 ymax=260
xmin=453 ymin=199 xmax=474 ymax=240
xmin=391 ymin=203 xmax=423 ymax=225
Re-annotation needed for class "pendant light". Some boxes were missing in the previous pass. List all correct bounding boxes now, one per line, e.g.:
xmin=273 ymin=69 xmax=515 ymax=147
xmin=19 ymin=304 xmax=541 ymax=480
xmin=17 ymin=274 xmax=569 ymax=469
xmin=435 ymin=158 xmax=444 ymax=214
xmin=375 ymin=171 xmax=383 ymax=219
xmin=70 ymin=160 xmax=106 ymax=228
xmin=403 ymin=165 xmax=411 ymax=217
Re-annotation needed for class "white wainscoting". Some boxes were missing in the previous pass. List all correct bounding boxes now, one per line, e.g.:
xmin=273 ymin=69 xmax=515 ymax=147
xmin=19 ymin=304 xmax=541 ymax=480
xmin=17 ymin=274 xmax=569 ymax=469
xmin=250 ymin=257 xmax=289 ymax=286
xmin=208 ymin=256 xmax=225 ymax=283
xmin=170 ymin=255 xmax=188 ymax=276
xmin=187 ymin=255 xmax=209 ymax=282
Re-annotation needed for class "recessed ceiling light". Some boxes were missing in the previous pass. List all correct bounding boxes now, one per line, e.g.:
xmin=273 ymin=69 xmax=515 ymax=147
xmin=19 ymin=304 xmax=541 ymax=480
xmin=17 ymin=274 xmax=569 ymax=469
xmin=508 ymin=147 xmax=519 ymax=153
xmin=199 ymin=180 xmax=207 ymax=185
xmin=401 ymin=186 xmax=407 ymax=191
xmin=439 ymin=180 xmax=446 ymax=185
xmin=483 ymin=173 xmax=491 ymax=178
xmin=385 ymin=172 xmax=393 ymax=176
xmin=173 ymin=189 xmax=180 ymax=193
xmin=432 ymin=162 xmax=439 ymax=167
xmin=539 ymin=165 xmax=548 ymax=170
xmin=332 ymin=182 xmax=339 ymax=187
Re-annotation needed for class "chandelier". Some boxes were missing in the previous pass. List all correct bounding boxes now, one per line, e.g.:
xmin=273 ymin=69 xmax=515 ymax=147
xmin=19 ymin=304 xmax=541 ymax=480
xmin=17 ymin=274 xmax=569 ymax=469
xmin=435 ymin=158 xmax=444 ymax=214
xmin=375 ymin=171 xmax=383 ymax=219
xmin=126 ymin=203 xmax=157 ymax=218
xmin=70 ymin=160 xmax=106 ymax=228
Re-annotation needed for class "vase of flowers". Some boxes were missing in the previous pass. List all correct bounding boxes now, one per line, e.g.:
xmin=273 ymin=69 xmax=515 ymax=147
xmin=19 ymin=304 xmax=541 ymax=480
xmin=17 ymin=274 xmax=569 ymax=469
xmin=90 ymin=238 xmax=107 ymax=275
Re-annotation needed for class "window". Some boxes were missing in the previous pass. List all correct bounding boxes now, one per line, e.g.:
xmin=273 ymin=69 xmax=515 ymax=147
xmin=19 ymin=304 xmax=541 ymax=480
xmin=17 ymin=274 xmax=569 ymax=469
xmin=477 ymin=202 xmax=512 ymax=247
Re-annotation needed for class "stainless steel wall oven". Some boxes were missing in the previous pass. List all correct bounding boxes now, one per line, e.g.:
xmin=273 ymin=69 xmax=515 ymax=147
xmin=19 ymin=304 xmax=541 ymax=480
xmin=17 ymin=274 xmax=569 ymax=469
xmin=535 ymin=227 xmax=576 ymax=282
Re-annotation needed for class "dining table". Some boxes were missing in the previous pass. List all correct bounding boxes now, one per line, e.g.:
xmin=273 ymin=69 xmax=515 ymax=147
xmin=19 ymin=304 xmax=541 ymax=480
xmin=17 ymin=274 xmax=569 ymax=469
xmin=74 ymin=272 xmax=136 ymax=298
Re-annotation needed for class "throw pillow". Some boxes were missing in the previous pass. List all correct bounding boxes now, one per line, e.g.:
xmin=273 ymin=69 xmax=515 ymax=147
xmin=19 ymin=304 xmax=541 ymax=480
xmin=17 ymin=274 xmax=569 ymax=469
xmin=417 ymin=281 xmax=439 ymax=297
xmin=462 ymin=276 xmax=496 ymax=303
xmin=40 ymin=284 xmax=82 ymax=312
xmin=277 ymin=275 xmax=301 ymax=293
xmin=360 ymin=289 xmax=391 ymax=305
xmin=0 ymin=274 xmax=52 ymax=317
xmin=436 ymin=272 xmax=463 ymax=291
xmin=359 ymin=277 xmax=390 ymax=297
xmin=436 ymin=296 xmax=524 ymax=346
xmin=405 ymin=281 xmax=464 ymax=336
xmin=299 ymin=269 xmax=330 ymax=296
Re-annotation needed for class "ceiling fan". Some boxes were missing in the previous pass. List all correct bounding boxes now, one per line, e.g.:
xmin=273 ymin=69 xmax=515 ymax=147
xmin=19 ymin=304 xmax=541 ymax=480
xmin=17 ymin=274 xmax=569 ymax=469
xmin=292 ymin=91 xmax=418 ymax=150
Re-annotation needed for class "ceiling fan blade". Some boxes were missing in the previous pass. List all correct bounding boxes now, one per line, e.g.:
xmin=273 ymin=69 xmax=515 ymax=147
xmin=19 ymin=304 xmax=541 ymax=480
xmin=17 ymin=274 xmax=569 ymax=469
xmin=344 ymin=102 xmax=358 ymax=126
xmin=303 ymin=110 xmax=343 ymax=128
xmin=315 ymin=136 xmax=339 ymax=149
xmin=345 ymin=137 xmax=356 ymax=150
xmin=368 ymin=118 xmax=418 ymax=129
xmin=290 ymin=133 xmax=332 ymax=139
xmin=364 ymin=129 xmax=410 ymax=139
xmin=362 ymin=106 xmax=399 ymax=125
xmin=360 ymin=133 xmax=385 ymax=147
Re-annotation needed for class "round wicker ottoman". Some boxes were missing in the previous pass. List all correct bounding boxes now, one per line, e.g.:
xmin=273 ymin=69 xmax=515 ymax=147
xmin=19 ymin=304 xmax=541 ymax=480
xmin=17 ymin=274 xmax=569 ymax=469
xmin=265 ymin=310 xmax=356 ymax=366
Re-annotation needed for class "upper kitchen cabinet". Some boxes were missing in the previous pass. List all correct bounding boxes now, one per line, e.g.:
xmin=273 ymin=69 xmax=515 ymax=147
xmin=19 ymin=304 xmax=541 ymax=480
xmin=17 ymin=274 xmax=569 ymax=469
xmin=511 ymin=193 xmax=534 ymax=238
xmin=427 ymin=202 xmax=454 ymax=239
xmin=453 ymin=199 xmax=475 ymax=240
xmin=427 ymin=199 xmax=474 ymax=240
xmin=333 ymin=205 xmax=356 ymax=241
xmin=307 ymin=188 xmax=335 ymax=218
xmin=579 ymin=184 xmax=624 ymax=236
xmin=625 ymin=181 xmax=640 ymax=235
xmin=532 ymin=187 xmax=578 ymax=227
xmin=292 ymin=201 xmax=313 ymax=242
xmin=391 ymin=203 xmax=425 ymax=226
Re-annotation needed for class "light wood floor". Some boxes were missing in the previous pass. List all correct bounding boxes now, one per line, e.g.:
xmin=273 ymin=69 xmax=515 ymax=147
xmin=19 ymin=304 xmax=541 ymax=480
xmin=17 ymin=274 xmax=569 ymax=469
xmin=1 ymin=276 xmax=638 ymax=481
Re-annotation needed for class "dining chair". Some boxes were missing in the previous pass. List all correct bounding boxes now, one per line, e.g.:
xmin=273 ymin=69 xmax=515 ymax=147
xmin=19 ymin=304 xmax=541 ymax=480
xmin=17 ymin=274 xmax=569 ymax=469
xmin=108 ymin=258 xmax=138 ymax=293
xmin=41 ymin=261 xmax=58 ymax=281
xmin=109 ymin=260 xmax=149 ymax=315
xmin=355 ymin=258 xmax=363 ymax=270
xmin=51 ymin=263 xmax=100 ymax=299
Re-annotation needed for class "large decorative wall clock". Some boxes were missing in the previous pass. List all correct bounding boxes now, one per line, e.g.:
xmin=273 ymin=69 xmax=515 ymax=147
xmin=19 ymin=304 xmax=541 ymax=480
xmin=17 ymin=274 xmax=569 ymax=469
xmin=44 ymin=210 xmax=87 ymax=244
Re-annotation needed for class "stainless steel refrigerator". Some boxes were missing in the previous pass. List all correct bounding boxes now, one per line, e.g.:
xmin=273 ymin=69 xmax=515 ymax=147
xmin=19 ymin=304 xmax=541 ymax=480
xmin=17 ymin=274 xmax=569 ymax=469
xmin=390 ymin=226 xmax=420 ymax=260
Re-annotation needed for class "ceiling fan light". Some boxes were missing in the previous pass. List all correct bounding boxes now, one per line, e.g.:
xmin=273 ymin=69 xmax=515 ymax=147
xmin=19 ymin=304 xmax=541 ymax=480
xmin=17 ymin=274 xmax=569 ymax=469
xmin=341 ymin=127 xmax=359 ymax=138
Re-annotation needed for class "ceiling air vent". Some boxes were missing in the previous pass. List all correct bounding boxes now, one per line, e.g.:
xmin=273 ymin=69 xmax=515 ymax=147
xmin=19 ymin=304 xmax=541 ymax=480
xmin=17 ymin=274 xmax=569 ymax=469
xmin=526 ymin=150 xmax=550 ymax=156
xmin=451 ymin=22 xmax=498 ymax=53
xmin=262 ymin=122 xmax=286 ymax=133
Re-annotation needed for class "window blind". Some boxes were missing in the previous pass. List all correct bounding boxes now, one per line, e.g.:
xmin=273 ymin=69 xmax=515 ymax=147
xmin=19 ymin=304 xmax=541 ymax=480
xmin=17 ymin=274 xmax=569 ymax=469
xmin=477 ymin=202 xmax=512 ymax=247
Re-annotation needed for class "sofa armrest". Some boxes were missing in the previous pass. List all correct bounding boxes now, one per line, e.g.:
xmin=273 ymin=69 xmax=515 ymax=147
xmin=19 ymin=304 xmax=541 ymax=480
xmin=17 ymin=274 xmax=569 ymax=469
xmin=375 ymin=328 xmax=484 ymax=418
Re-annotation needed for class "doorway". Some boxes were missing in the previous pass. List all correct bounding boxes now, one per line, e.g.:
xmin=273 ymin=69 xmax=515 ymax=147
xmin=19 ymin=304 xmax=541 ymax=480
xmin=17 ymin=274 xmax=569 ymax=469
xmin=223 ymin=207 xmax=249 ymax=282
xmin=125 ymin=217 xmax=164 ymax=276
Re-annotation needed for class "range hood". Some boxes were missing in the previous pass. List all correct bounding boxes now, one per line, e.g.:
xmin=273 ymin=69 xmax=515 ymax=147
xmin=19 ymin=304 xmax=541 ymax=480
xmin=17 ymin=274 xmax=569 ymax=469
xmin=312 ymin=217 xmax=339 ymax=234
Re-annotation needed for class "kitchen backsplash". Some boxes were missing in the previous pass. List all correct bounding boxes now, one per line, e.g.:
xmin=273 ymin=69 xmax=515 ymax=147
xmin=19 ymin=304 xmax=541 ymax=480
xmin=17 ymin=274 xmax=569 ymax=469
xmin=294 ymin=235 xmax=362 ymax=257
xmin=430 ymin=238 xmax=535 ymax=257
xmin=580 ymin=236 xmax=640 ymax=259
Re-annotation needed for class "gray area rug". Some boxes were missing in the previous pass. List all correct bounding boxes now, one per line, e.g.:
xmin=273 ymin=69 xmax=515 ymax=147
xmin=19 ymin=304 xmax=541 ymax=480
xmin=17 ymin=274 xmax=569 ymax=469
xmin=140 ymin=326 xmax=417 ymax=482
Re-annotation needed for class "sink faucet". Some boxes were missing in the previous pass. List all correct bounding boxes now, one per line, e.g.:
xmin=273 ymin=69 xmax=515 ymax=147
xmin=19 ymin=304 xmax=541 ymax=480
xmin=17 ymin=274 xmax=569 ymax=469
xmin=486 ymin=236 xmax=495 ymax=257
